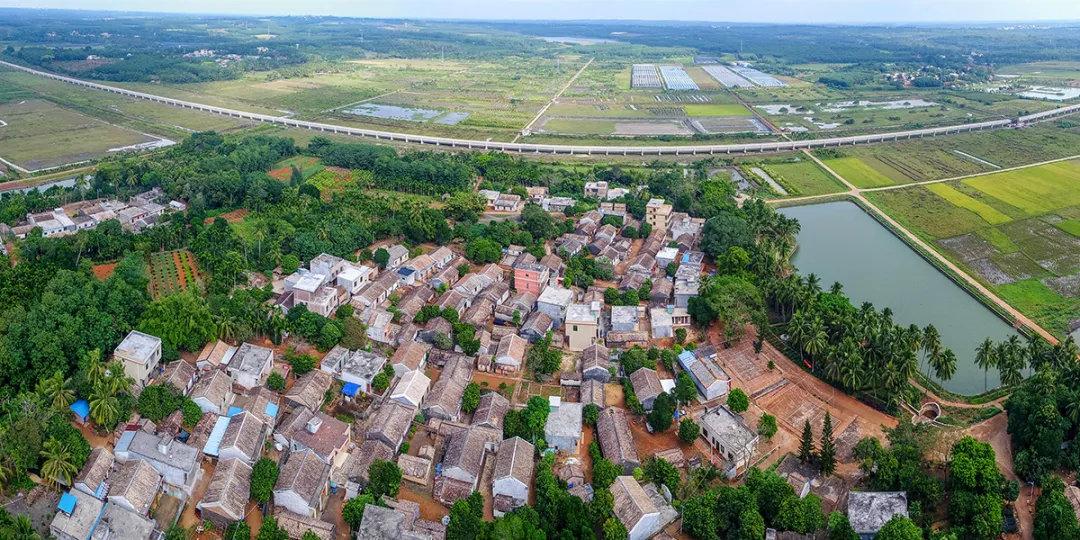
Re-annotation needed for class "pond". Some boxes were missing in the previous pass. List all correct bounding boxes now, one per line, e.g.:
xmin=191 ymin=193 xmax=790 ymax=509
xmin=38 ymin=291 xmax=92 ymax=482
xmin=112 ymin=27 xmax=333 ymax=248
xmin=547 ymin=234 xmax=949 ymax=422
xmin=780 ymin=201 xmax=1021 ymax=395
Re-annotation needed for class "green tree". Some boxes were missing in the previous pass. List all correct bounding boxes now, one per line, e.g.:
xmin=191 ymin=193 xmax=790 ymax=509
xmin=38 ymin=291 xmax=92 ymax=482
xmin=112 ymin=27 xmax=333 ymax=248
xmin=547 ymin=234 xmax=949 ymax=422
xmin=947 ymin=437 xmax=1004 ymax=539
xmin=371 ymin=371 xmax=390 ymax=393
xmin=461 ymin=383 xmax=481 ymax=413
xmin=819 ymin=411 xmax=836 ymax=476
xmin=342 ymin=493 xmax=374 ymax=531
xmin=367 ymin=459 xmax=402 ymax=499
xmin=373 ymin=248 xmax=390 ymax=269
xmin=726 ymin=388 xmax=749 ymax=413
xmin=827 ymin=511 xmax=859 ymax=540
xmin=874 ymin=516 xmax=922 ymax=540
xmin=758 ymin=414 xmax=778 ymax=439
xmin=1034 ymin=476 xmax=1080 ymax=540
xmin=603 ymin=517 xmax=628 ymax=540
xmin=648 ymin=391 xmax=676 ymax=432
xmin=251 ymin=458 xmax=279 ymax=504
xmin=89 ymin=382 xmax=121 ymax=429
xmin=447 ymin=491 xmax=487 ymax=540
xmin=281 ymin=253 xmax=300 ymax=274
xmin=139 ymin=291 xmax=217 ymax=352
xmin=674 ymin=372 xmax=697 ymax=404
xmin=256 ymin=516 xmax=288 ymax=540
xmin=679 ymin=418 xmax=700 ymax=444
xmin=223 ymin=521 xmax=250 ymax=540
xmin=37 ymin=371 xmax=75 ymax=411
xmin=164 ymin=525 xmax=188 ymax=540
xmin=644 ymin=457 xmax=680 ymax=494
xmin=527 ymin=332 xmax=563 ymax=376
xmin=465 ymin=237 xmax=502 ymax=264
xmin=267 ymin=372 xmax=285 ymax=391
xmin=40 ymin=437 xmax=77 ymax=487
xmin=799 ymin=420 xmax=814 ymax=464
xmin=583 ymin=403 xmax=600 ymax=426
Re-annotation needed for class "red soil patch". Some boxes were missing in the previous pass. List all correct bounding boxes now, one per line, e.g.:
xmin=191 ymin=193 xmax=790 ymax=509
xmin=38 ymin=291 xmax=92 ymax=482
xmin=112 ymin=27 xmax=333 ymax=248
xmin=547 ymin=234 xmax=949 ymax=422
xmin=268 ymin=167 xmax=292 ymax=180
xmin=91 ymin=262 xmax=118 ymax=281
xmin=204 ymin=208 xmax=249 ymax=224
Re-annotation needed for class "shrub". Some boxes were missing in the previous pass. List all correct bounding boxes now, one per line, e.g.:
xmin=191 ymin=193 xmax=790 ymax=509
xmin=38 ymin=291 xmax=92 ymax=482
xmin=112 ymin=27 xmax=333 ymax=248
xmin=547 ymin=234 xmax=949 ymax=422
xmin=727 ymin=388 xmax=749 ymax=413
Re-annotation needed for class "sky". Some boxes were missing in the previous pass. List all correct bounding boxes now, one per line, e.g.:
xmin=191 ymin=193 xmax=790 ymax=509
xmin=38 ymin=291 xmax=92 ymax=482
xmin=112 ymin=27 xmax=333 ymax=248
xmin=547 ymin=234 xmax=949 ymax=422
xmin=3 ymin=0 xmax=1080 ymax=24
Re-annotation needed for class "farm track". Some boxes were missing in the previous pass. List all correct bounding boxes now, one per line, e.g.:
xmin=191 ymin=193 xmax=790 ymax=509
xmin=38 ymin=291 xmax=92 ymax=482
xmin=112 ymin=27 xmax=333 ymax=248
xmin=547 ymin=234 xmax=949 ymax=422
xmin=513 ymin=57 xmax=594 ymax=143
xmin=4 ymin=60 xmax=1080 ymax=156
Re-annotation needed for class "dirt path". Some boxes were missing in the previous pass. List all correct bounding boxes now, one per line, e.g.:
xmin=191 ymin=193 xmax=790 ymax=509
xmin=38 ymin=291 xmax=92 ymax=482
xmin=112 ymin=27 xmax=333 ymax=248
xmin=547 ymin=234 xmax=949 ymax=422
xmin=800 ymin=149 xmax=1058 ymax=345
xmin=966 ymin=413 xmax=1034 ymax=540
xmin=512 ymin=57 xmax=594 ymax=143
xmin=908 ymin=378 xmax=1007 ymax=410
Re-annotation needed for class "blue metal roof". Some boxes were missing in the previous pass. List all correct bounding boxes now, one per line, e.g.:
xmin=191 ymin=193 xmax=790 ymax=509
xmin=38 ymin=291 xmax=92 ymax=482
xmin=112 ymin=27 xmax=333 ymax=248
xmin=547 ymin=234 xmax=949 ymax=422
xmin=397 ymin=267 xmax=415 ymax=277
xmin=264 ymin=402 xmax=279 ymax=419
xmin=226 ymin=406 xmax=244 ymax=417
xmin=678 ymin=350 xmax=696 ymax=369
xmin=202 ymin=415 xmax=231 ymax=457
xmin=58 ymin=492 xmax=77 ymax=514
xmin=342 ymin=382 xmax=361 ymax=397
xmin=69 ymin=399 xmax=90 ymax=420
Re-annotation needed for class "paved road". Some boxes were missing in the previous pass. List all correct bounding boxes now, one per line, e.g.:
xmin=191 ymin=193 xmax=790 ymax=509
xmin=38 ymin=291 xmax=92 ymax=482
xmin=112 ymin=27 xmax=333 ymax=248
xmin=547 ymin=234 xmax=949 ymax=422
xmin=3 ymin=59 xmax=1080 ymax=156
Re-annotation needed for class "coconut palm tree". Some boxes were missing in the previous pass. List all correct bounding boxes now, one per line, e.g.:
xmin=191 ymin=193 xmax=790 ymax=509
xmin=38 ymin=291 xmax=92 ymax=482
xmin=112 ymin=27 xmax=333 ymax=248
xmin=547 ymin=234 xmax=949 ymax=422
xmin=805 ymin=273 xmax=822 ymax=297
xmin=4 ymin=514 xmax=39 ymax=540
xmin=37 ymin=370 xmax=75 ymax=411
xmin=40 ymin=437 xmax=77 ymax=488
xmin=932 ymin=349 xmax=958 ymax=382
xmin=88 ymin=382 xmax=120 ymax=429
xmin=803 ymin=316 xmax=828 ymax=364
xmin=82 ymin=348 xmax=107 ymax=388
xmin=1053 ymin=337 xmax=1080 ymax=371
xmin=103 ymin=361 xmax=133 ymax=396
xmin=921 ymin=324 xmax=941 ymax=379
xmin=975 ymin=338 xmax=997 ymax=392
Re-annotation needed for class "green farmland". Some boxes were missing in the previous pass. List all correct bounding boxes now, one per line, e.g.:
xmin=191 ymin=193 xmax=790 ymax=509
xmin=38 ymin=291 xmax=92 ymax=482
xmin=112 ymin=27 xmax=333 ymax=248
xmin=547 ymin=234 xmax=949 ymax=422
xmin=868 ymin=159 xmax=1080 ymax=335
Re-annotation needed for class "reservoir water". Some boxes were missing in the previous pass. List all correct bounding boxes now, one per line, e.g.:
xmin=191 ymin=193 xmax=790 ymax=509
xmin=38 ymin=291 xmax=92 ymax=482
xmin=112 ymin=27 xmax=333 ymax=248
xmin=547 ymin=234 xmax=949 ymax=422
xmin=780 ymin=201 xmax=1021 ymax=395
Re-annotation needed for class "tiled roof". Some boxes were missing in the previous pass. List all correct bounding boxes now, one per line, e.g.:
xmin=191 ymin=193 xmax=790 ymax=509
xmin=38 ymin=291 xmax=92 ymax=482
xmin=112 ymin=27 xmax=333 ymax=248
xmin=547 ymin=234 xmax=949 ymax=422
xmin=598 ymin=408 xmax=639 ymax=469
xmin=278 ymin=407 xmax=350 ymax=461
xmin=275 ymin=449 xmax=329 ymax=507
xmin=391 ymin=341 xmax=432 ymax=371
xmin=75 ymin=447 xmax=113 ymax=496
xmin=108 ymin=459 xmax=161 ymax=514
xmin=612 ymin=476 xmax=658 ymax=532
xmin=471 ymin=392 xmax=509 ymax=430
xmin=630 ymin=368 xmax=663 ymax=403
xmin=493 ymin=436 xmax=535 ymax=485
xmin=198 ymin=458 xmax=251 ymax=522
xmin=285 ymin=369 xmax=334 ymax=412
xmin=190 ymin=370 xmax=232 ymax=407
xmin=366 ymin=400 xmax=417 ymax=449
xmin=219 ymin=410 xmax=267 ymax=460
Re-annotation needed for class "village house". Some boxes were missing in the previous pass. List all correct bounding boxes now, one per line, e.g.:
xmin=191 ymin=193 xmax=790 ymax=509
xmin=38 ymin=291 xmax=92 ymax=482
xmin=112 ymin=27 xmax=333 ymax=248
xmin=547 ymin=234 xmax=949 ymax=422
xmin=581 ymin=379 xmax=605 ymax=407
xmin=582 ymin=343 xmax=613 ymax=382
xmin=274 ymin=448 xmax=330 ymax=517
xmin=196 ymin=340 xmax=237 ymax=370
xmin=537 ymin=285 xmax=574 ymax=327
xmin=494 ymin=333 xmax=527 ymax=373
xmin=114 ymin=330 xmax=162 ymax=389
xmin=463 ymin=297 xmax=495 ymax=328
xmin=555 ymin=235 xmax=586 ymax=258
xmin=356 ymin=501 xmax=446 ymax=539
xmin=217 ymin=410 xmax=268 ymax=464
xmin=542 ymin=196 xmax=575 ymax=213
xmin=674 ymin=264 xmax=701 ymax=309
xmin=362 ymin=309 xmax=398 ymax=345
xmin=389 ymin=369 xmax=431 ymax=409
xmin=234 ymin=386 xmax=281 ymax=434
xmin=429 ymin=246 xmax=455 ymax=269
xmin=598 ymin=407 xmax=640 ymax=474
xmin=494 ymin=290 xmax=535 ymax=325
xmin=74 ymin=447 xmax=113 ymax=499
xmin=441 ymin=426 xmax=499 ymax=493
xmin=276 ymin=509 xmax=336 ymax=540
xmin=656 ymin=246 xmax=679 ymax=269
xmin=422 ymin=353 xmax=472 ymax=421
xmin=335 ymin=262 xmax=375 ymax=296
xmin=678 ymin=350 xmax=731 ymax=401
xmin=492 ymin=436 xmax=536 ymax=517
xmin=512 ymin=252 xmax=550 ymax=296
xmin=289 ymin=271 xmax=342 ymax=318
xmin=649 ymin=279 xmax=674 ymax=307
xmin=630 ymin=368 xmax=663 ymax=411
xmin=366 ymin=400 xmax=417 ymax=452
xmin=698 ymin=405 xmax=760 ymax=477
xmin=334 ymin=439 xmax=395 ymax=498
xmin=599 ymin=201 xmax=627 ymax=217
xmin=612 ymin=476 xmax=663 ymax=540
xmin=493 ymin=193 xmax=522 ymax=212
xmin=584 ymin=180 xmax=609 ymax=199
xmin=107 ymin=459 xmax=161 ymax=515
xmin=610 ymin=305 xmax=641 ymax=333
xmin=190 ymin=370 xmax=234 ymax=415
xmin=385 ymin=244 xmax=410 ymax=269
xmin=848 ymin=491 xmax=909 ymax=540
xmin=520 ymin=311 xmax=554 ymax=342
xmin=196 ymin=458 xmax=251 ymax=529
xmin=160 ymin=360 xmax=197 ymax=394
xmin=390 ymin=340 xmax=432 ymax=376
xmin=320 ymin=346 xmax=388 ymax=394
xmin=227 ymin=342 xmax=274 ymax=390
xmin=50 ymin=489 xmax=104 ymax=540
xmin=649 ymin=306 xmax=691 ymax=339
xmin=286 ymin=369 xmax=335 ymax=412
xmin=472 ymin=391 xmax=510 ymax=430
xmin=114 ymin=429 xmax=201 ymax=494
xmin=276 ymin=407 xmax=352 ymax=467
xmin=544 ymin=398 xmax=584 ymax=453
xmin=645 ymin=198 xmax=673 ymax=232
xmin=565 ymin=303 xmax=601 ymax=352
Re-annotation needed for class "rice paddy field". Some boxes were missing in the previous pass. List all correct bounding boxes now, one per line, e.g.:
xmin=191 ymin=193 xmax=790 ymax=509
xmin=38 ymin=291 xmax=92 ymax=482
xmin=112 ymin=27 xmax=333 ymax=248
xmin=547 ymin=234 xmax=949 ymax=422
xmin=866 ymin=159 xmax=1080 ymax=336
xmin=742 ymin=155 xmax=846 ymax=197
xmin=810 ymin=122 xmax=1080 ymax=187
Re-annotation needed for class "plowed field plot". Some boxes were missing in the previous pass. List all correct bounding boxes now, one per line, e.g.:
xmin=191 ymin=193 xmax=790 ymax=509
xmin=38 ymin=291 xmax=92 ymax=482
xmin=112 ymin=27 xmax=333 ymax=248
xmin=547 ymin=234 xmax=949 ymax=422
xmin=148 ymin=249 xmax=204 ymax=298
xmin=867 ymin=158 xmax=1080 ymax=335
xmin=0 ymin=98 xmax=155 ymax=171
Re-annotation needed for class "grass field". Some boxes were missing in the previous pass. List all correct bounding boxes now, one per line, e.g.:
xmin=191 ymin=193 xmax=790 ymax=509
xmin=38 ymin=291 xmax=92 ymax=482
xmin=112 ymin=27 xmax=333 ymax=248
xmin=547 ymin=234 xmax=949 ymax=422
xmin=820 ymin=156 xmax=898 ymax=188
xmin=683 ymin=103 xmax=752 ymax=117
xmin=867 ymin=159 xmax=1080 ymax=335
xmin=0 ymin=98 xmax=154 ymax=171
xmin=755 ymin=156 xmax=846 ymax=197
